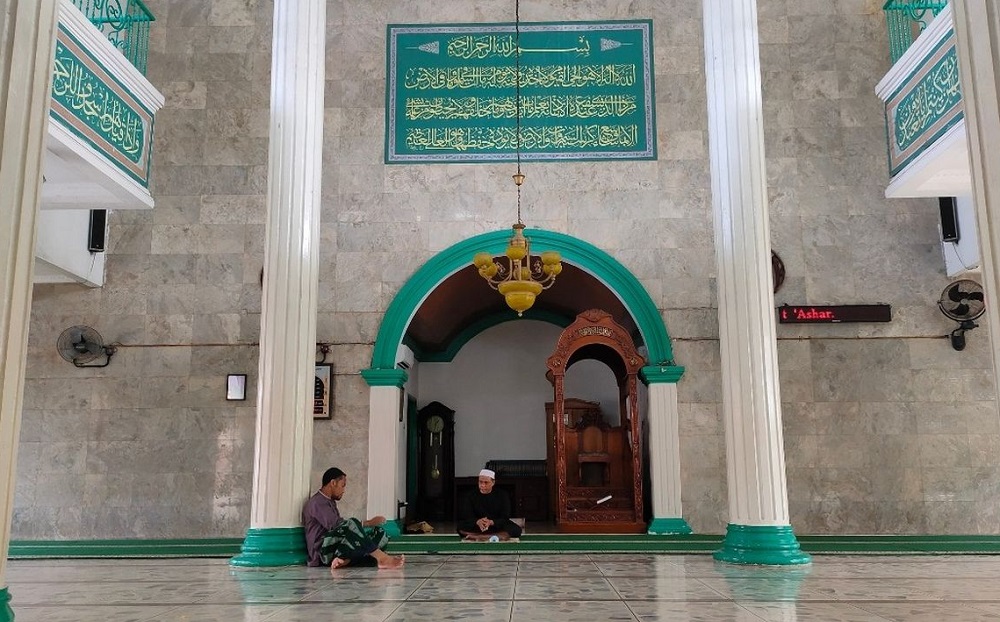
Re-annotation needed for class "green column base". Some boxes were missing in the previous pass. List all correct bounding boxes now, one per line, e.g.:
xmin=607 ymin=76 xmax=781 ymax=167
xmin=713 ymin=523 xmax=811 ymax=565
xmin=1 ymin=587 xmax=12 ymax=622
xmin=647 ymin=517 xmax=693 ymax=535
xmin=230 ymin=527 xmax=307 ymax=567
xmin=382 ymin=519 xmax=402 ymax=538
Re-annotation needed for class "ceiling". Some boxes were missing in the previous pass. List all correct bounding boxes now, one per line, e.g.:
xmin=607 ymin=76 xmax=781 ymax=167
xmin=404 ymin=261 xmax=642 ymax=360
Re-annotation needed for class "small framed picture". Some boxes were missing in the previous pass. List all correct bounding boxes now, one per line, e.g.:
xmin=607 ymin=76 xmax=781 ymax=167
xmin=226 ymin=374 xmax=247 ymax=401
xmin=314 ymin=364 xmax=332 ymax=419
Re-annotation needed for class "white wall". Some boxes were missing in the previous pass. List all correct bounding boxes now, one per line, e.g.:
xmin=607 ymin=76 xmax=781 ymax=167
xmin=942 ymin=195 xmax=981 ymax=276
xmin=417 ymin=319 xmax=626 ymax=476
xmin=34 ymin=208 xmax=105 ymax=286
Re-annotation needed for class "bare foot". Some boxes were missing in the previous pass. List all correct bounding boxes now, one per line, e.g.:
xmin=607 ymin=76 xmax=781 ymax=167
xmin=330 ymin=557 xmax=351 ymax=570
xmin=378 ymin=553 xmax=404 ymax=569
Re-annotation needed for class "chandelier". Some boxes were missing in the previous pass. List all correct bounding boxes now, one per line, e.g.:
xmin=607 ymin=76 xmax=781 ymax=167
xmin=472 ymin=0 xmax=562 ymax=316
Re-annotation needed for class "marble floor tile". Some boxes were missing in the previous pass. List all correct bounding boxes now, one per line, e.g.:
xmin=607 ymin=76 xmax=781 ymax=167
xmin=300 ymin=575 xmax=426 ymax=602
xmin=431 ymin=559 xmax=519 ymax=577
xmin=146 ymin=604 xmax=291 ymax=621
xmin=594 ymin=558 xmax=691 ymax=577
xmin=739 ymin=602 xmax=896 ymax=621
xmin=511 ymin=598 xmax=639 ymax=621
xmin=385 ymin=600 xmax=513 ymax=621
xmin=608 ymin=576 xmax=731 ymax=600
xmin=514 ymin=575 xmax=619 ymax=599
xmin=407 ymin=575 xmax=516 ymax=600
xmin=627 ymin=600 xmax=779 ymax=622
xmin=8 ymin=605 xmax=181 ymax=622
xmin=8 ymin=554 xmax=1000 ymax=622
xmin=516 ymin=559 xmax=603 ymax=576
xmin=855 ymin=602 xmax=1000 ymax=621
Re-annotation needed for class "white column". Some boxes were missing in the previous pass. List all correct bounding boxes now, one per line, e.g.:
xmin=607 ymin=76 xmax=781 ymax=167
xmin=231 ymin=0 xmax=325 ymax=567
xmin=0 ymin=1 xmax=58 ymax=617
xmin=953 ymin=2 xmax=1000 ymax=394
xmin=702 ymin=0 xmax=807 ymax=564
xmin=648 ymin=384 xmax=681 ymax=515
xmin=364 ymin=377 xmax=405 ymax=537
xmin=642 ymin=368 xmax=691 ymax=534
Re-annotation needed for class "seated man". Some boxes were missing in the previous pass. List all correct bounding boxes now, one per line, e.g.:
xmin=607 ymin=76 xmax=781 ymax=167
xmin=302 ymin=467 xmax=404 ymax=570
xmin=456 ymin=468 xmax=523 ymax=540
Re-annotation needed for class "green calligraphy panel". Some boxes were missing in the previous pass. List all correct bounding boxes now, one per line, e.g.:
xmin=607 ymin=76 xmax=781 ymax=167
xmin=50 ymin=24 xmax=154 ymax=187
xmin=386 ymin=21 xmax=656 ymax=163
xmin=885 ymin=31 xmax=963 ymax=178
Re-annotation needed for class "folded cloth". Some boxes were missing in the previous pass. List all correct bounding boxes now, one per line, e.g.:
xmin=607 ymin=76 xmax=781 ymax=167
xmin=461 ymin=534 xmax=520 ymax=543
xmin=405 ymin=521 xmax=434 ymax=534
xmin=319 ymin=518 xmax=388 ymax=565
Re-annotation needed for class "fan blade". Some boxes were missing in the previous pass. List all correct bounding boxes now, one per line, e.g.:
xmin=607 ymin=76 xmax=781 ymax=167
xmin=72 ymin=340 xmax=90 ymax=353
xmin=953 ymin=303 xmax=970 ymax=317
xmin=948 ymin=286 xmax=965 ymax=302
xmin=968 ymin=291 xmax=985 ymax=302
xmin=84 ymin=341 xmax=104 ymax=355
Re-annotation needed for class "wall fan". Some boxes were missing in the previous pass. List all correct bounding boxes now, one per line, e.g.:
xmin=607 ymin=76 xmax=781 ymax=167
xmin=56 ymin=325 xmax=117 ymax=367
xmin=937 ymin=279 xmax=986 ymax=351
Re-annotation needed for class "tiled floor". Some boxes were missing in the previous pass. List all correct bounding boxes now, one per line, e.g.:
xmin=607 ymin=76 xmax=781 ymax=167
xmin=7 ymin=553 xmax=1000 ymax=621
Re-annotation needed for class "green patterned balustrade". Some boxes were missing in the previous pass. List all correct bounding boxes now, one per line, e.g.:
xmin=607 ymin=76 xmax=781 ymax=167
xmin=883 ymin=0 xmax=948 ymax=64
xmin=71 ymin=0 xmax=154 ymax=75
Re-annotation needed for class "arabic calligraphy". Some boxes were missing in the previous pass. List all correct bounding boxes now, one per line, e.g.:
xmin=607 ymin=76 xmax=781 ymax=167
xmin=405 ymin=124 xmax=639 ymax=151
xmin=447 ymin=34 xmax=592 ymax=59
xmin=51 ymin=40 xmax=145 ymax=163
xmin=403 ymin=63 xmax=636 ymax=90
xmin=387 ymin=21 xmax=656 ymax=162
xmin=405 ymin=94 xmax=637 ymax=121
xmin=893 ymin=45 xmax=961 ymax=153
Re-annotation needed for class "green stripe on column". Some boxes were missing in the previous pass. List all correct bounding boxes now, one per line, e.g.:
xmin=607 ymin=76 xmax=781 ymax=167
xmin=647 ymin=517 xmax=693 ymax=535
xmin=714 ymin=524 xmax=811 ymax=565
xmin=230 ymin=527 xmax=307 ymax=567
xmin=0 ymin=587 xmax=11 ymax=622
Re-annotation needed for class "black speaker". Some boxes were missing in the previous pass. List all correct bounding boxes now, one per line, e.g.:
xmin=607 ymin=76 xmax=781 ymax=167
xmin=939 ymin=197 xmax=960 ymax=243
xmin=88 ymin=209 xmax=107 ymax=252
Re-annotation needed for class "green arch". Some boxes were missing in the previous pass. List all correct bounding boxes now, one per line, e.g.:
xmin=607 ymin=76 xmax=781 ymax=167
xmin=370 ymin=229 xmax=674 ymax=370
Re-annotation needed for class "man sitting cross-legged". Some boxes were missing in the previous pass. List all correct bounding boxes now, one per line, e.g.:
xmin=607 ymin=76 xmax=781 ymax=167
xmin=456 ymin=468 xmax=523 ymax=541
xmin=302 ymin=467 xmax=404 ymax=570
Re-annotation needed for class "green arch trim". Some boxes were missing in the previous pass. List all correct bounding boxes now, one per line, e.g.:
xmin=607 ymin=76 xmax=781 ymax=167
xmin=640 ymin=364 xmax=685 ymax=384
xmin=361 ymin=368 xmax=408 ymax=388
xmin=370 ymin=229 xmax=673 ymax=370
xmin=406 ymin=309 xmax=573 ymax=363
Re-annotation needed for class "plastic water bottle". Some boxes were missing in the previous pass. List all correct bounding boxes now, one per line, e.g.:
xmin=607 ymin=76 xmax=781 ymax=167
xmin=488 ymin=535 xmax=500 ymax=543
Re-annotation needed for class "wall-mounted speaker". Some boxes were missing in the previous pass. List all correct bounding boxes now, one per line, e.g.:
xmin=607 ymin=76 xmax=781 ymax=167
xmin=88 ymin=209 xmax=107 ymax=253
xmin=939 ymin=197 xmax=960 ymax=243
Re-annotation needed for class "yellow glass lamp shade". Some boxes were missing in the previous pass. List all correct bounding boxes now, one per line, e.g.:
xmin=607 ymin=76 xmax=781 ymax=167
xmin=540 ymin=251 xmax=562 ymax=276
xmin=473 ymin=252 xmax=499 ymax=278
xmin=498 ymin=279 xmax=543 ymax=316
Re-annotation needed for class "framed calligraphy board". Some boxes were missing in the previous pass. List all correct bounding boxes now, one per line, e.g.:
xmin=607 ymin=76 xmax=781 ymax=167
xmin=385 ymin=21 xmax=656 ymax=163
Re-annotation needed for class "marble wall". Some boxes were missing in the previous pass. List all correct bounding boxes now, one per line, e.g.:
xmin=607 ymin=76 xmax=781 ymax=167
xmin=12 ymin=0 xmax=999 ymax=539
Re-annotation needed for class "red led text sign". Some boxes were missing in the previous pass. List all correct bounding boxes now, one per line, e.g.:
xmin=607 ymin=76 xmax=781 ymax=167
xmin=777 ymin=304 xmax=892 ymax=324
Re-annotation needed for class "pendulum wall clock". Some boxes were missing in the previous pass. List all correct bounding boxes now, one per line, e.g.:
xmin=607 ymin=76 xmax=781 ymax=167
xmin=416 ymin=401 xmax=455 ymax=521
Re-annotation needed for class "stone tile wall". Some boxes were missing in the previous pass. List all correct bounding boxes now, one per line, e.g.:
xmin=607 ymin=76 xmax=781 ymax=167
xmin=13 ymin=0 xmax=998 ymax=539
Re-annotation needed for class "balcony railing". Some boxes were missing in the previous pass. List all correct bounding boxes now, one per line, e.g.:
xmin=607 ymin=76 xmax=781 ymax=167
xmin=71 ymin=0 xmax=154 ymax=75
xmin=883 ymin=0 xmax=948 ymax=64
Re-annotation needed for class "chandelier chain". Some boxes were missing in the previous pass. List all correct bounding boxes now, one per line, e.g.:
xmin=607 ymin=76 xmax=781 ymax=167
xmin=514 ymin=0 xmax=522 ymax=225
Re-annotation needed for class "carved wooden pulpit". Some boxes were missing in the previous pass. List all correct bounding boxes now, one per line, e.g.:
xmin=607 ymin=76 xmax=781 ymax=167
xmin=545 ymin=309 xmax=646 ymax=533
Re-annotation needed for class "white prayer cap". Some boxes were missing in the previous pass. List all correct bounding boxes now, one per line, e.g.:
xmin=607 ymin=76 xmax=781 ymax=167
xmin=479 ymin=468 xmax=496 ymax=480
